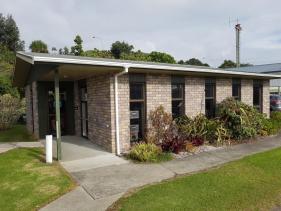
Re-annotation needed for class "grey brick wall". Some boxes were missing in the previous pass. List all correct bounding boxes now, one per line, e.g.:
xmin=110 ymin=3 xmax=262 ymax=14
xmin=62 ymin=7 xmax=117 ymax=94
xmin=32 ymin=82 xmax=39 ymax=138
xmin=263 ymin=80 xmax=270 ymax=117
xmin=110 ymin=74 xmax=130 ymax=152
xmin=25 ymin=82 xmax=39 ymax=138
xmin=241 ymin=79 xmax=253 ymax=106
xmin=216 ymin=78 xmax=232 ymax=103
xmin=73 ymin=81 xmax=81 ymax=136
xmin=87 ymin=74 xmax=113 ymax=152
xmin=146 ymin=74 xmax=172 ymax=117
xmin=185 ymin=77 xmax=205 ymax=117
xmin=25 ymin=84 xmax=33 ymax=133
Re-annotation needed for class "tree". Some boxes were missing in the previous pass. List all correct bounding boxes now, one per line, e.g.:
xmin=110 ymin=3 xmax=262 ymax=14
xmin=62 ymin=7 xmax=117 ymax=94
xmin=63 ymin=46 xmax=69 ymax=55
xmin=71 ymin=35 xmax=83 ymax=56
xmin=110 ymin=41 xmax=134 ymax=59
xmin=0 ymin=14 xmax=24 ymax=51
xmin=149 ymin=51 xmax=176 ymax=64
xmin=218 ymin=60 xmax=252 ymax=68
xmin=29 ymin=40 xmax=48 ymax=53
xmin=120 ymin=50 xmax=150 ymax=61
xmin=59 ymin=46 xmax=69 ymax=55
xmin=84 ymin=48 xmax=113 ymax=59
xmin=178 ymin=58 xmax=209 ymax=67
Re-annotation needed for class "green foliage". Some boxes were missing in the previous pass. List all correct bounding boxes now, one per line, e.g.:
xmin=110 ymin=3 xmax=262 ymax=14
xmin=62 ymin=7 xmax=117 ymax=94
xmin=111 ymin=41 xmax=134 ymax=59
xmin=178 ymin=58 xmax=209 ymax=67
xmin=120 ymin=50 xmax=150 ymax=61
xmin=0 ymin=94 xmax=25 ymax=130
xmin=147 ymin=106 xmax=177 ymax=145
xmin=29 ymin=40 xmax=48 ymax=53
xmin=177 ymin=114 xmax=208 ymax=141
xmin=84 ymin=48 xmax=113 ymax=59
xmin=217 ymin=97 xmax=266 ymax=140
xmin=0 ymin=13 xmax=24 ymax=51
xmin=0 ymin=124 xmax=36 ymax=142
xmin=218 ymin=59 xmax=252 ymax=68
xmin=71 ymin=35 xmax=83 ymax=56
xmin=263 ymin=111 xmax=281 ymax=135
xmin=128 ymin=142 xmax=170 ymax=162
xmin=0 ymin=75 xmax=19 ymax=97
xmin=149 ymin=51 xmax=176 ymax=64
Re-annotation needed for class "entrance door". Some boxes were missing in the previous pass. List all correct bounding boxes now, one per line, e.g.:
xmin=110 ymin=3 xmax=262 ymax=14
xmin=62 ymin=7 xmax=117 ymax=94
xmin=79 ymin=81 xmax=88 ymax=137
xmin=47 ymin=90 xmax=67 ymax=135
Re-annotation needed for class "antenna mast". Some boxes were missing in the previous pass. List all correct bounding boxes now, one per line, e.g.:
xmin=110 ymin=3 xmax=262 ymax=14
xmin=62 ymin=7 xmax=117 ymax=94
xmin=235 ymin=21 xmax=242 ymax=68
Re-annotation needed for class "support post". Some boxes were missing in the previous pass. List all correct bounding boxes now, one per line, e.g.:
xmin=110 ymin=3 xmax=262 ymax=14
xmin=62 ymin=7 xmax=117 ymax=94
xmin=54 ymin=69 xmax=62 ymax=160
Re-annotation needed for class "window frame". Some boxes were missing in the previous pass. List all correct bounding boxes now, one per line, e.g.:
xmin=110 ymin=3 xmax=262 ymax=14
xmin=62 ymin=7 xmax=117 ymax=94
xmin=253 ymin=80 xmax=263 ymax=112
xmin=205 ymin=78 xmax=216 ymax=118
xmin=232 ymin=78 xmax=241 ymax=101
xmin=129 ymin=74 xmax=146 ymax=142
xmin=171 ymin=76 xmax=185 ymax=119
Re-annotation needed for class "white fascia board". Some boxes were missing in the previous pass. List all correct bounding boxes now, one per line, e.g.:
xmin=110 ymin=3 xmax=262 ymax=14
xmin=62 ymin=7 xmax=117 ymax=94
xmin=17 ymin=52 xmax=34 ymax=64
xmin=27 ymin=54 xmax=281 ymax=79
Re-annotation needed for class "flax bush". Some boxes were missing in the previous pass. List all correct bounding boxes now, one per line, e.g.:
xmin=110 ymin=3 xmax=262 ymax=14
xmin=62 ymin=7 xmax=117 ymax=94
xmin=0 ymin=94 xmax=25 ymax=130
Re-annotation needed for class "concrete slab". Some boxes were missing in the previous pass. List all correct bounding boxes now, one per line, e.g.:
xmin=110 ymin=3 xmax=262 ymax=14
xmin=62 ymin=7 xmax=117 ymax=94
xmin=40 ymin=186 xmax=123 ymax=211
xmin=40 ymin=136 xmax=111 ymax=162
xmin=0 ymin=142 xmax=42 ymax=154
xmin=71 ymin=163 xmax=175 ymax=199
xmin=61 ymin=154 xmax=128 ymax=173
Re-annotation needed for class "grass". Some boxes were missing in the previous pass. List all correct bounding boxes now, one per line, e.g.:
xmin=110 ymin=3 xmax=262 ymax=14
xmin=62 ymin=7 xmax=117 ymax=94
xmin=114 ymin=147 xmax=281 ymax=211
xmin=0 ymin=148 xmax=75 ymax=211
xmin=0 ymin=124 xmax=36 ymax=142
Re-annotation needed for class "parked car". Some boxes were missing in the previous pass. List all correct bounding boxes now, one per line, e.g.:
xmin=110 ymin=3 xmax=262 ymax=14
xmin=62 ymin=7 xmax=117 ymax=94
xmin=270 ymin=95 xmax=281 ymax=111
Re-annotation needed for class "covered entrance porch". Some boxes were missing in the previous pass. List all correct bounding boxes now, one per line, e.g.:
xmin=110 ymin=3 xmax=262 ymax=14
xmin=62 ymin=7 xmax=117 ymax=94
xmin=51 ymin=136 xmax=128 ymax=172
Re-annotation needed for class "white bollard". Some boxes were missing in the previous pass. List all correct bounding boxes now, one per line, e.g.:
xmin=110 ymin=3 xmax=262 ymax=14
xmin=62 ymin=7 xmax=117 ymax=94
xmin=46 ymin=135 xmax=53 ymax=163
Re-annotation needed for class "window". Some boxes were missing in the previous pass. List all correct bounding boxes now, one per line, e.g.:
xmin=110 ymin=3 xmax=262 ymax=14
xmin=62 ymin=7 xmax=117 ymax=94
xmin=129 ymin=75 xmax=146 ymax=142
xmin=171 ymin=76 xmax=185 ymax=118
xmin=205 ymin=79 xmax=216 ymax=118
xmin=253 ymin=80 xmax=263 ymax=112
xmin=232 ymin=79 xmax=241 ymax=101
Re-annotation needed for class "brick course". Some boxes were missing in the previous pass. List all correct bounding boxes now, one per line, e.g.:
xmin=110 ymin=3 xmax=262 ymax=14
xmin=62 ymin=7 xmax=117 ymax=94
xmin=263 ymin=80 xmax=270 ymax=117
xmin=185 ymin=77 xmax=205 ymax=117
xmin=216 ymin=78 xmax=232 ymax=103
xmin=146 ymin=74 xmax=171 ymax=117
xmin=87 ymin=75 xmax=113 ymax=152
xmin=241 ymin=79 xmax=253 ymax=106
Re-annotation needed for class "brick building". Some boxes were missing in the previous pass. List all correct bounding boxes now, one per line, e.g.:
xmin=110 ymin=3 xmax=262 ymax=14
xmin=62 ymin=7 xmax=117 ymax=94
xmin=14 ymin=52 xmax=279 ymax=154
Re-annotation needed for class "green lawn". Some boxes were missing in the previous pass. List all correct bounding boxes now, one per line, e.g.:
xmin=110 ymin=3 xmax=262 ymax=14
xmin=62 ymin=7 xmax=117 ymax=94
xmin=0 ymin=124 xmax=36 ymax=142
xmin=0 ymin=148 xmax=75 ymax=211
xmin=114 ymin=147 xmax=281 ymax=211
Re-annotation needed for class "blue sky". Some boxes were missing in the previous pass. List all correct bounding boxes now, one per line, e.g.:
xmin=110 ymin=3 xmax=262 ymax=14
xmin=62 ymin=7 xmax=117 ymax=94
xmin=1 ymin=0 xmax=281 ymax=67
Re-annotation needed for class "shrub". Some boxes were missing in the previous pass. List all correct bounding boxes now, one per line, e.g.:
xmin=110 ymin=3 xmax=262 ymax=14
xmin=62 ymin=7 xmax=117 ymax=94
xmin=128 ymin=142 xmax=172 ymax=162
xmin=217 ymin=98 xmax=266 ymax=140
xmin=0 ymin=94 xmax=25 ymax=130
xmin=146 ymin=106 xmax=176 ymax=144
xmin=177 ymin=114 xmax=208 ymax=141
xmin=161 ymin=136 xmax=186 ymax=154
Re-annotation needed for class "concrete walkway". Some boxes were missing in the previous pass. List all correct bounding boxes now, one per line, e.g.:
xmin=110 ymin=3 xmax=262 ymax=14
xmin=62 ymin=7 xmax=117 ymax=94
xmin=41 ymin=135 xmax=281 ymax=211
xmin=0 ymin=141 xmax=43 ymax=153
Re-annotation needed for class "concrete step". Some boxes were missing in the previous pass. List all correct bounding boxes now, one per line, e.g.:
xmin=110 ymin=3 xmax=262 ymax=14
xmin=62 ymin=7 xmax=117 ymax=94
xmin=61 ymin=154 xmax=129 ymax=173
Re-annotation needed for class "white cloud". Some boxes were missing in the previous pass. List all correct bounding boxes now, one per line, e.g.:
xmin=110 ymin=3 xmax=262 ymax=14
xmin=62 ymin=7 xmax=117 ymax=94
xmin=1 ymin=0 xmax=281 ymax=66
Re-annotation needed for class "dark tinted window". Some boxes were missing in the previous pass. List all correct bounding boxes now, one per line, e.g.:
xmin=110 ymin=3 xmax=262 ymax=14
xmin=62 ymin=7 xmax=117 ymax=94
xmin=172 ymin=82 xmax=185 ymax=118
xmin=130 ymin=83 xmax=144 ymax=100
xmin=205 ymin=79 xmax=216 ymax=118
xmin=232 ymin=79 xmax=241 ymax=100
xmin=253 ymin=80 xmax=263 ymax=112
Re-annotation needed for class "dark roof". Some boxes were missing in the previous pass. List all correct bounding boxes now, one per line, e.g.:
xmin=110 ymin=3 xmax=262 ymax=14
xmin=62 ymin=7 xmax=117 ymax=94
xmin=228 ymin=63 xmax=281 ymax=73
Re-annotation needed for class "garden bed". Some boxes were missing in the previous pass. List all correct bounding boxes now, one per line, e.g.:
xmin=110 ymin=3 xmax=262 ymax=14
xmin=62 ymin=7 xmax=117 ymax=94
xmin=127 ymin=98 xmax=281 ymax=163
